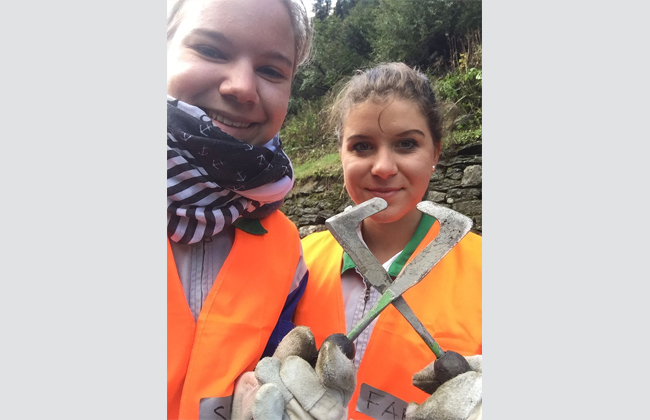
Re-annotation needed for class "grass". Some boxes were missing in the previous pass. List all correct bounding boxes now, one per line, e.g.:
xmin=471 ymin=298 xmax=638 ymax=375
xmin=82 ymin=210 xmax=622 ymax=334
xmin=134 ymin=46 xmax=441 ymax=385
xmin=293 ymin=153 xmax=342 ymax=179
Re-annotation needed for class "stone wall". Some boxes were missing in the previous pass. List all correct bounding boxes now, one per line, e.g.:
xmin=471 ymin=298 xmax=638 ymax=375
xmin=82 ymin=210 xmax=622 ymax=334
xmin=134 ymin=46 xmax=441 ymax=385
xmin=281 ymin=142 xmax=482 ymax=237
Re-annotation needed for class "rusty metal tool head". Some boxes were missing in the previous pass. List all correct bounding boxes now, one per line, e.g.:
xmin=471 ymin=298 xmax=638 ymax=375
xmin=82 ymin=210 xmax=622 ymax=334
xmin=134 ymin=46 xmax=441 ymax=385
xmin=325 ymin=198 xmax=392 ymax=291
xmin=325 ymin=197 xmax=472 ymax=359
xmin=383 ymin=201 xmax=473 ymax=298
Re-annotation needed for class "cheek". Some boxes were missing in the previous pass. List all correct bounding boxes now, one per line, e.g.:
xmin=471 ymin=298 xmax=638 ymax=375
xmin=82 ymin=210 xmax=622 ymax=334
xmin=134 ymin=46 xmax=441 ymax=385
xmin=166 ymin=75 xmax=183 ymax=98
xmin=344 ymin=176 xmax=363 ymax=204
xmin=400 ymin=155 xmax=434 ymax=189
xmin=269 ymin=89 xmax=290 ymax=121
xmin=272 ymin=100 xmax=289 ymax=126
xmin=166 ymin=54 xmax=209 ymax=100
xmin=262 ymin=85 xmax=291 ymax=134
xmin=410 ymin=166 xmax=433 ymax=193
xmin=166 ymin=66 xmax=195 ymax=99
xmin=166 ymin=46 xmax=184 ymax=94
xmin=341 ymin=158 xmax=365 ymax=191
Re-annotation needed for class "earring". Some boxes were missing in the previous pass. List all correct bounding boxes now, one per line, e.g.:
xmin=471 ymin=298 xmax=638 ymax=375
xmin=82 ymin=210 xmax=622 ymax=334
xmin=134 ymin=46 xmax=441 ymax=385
xmin=432 ymin=165 xmax=436 ymax=170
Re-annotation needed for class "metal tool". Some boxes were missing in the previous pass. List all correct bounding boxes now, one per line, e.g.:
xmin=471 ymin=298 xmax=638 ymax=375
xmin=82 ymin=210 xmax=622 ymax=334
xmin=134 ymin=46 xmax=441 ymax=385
xmin=325 ymin=199 xmax=437 ymax=351
xmin=325 ymin=197 xmax=472 ymax=358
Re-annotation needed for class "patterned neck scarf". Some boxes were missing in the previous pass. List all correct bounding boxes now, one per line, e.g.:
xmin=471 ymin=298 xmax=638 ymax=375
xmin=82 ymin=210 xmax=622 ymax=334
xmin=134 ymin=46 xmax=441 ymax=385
xmin=167 ymin=97 xmax=294 ymax=244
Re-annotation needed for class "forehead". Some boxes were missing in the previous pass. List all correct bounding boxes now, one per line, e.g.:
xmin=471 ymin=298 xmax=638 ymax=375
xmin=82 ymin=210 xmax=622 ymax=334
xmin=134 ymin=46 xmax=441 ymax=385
xmin=343 ymin=99 xmax=430 ymax=136
xmin=176 ymin=0 xmax=296 ymax=62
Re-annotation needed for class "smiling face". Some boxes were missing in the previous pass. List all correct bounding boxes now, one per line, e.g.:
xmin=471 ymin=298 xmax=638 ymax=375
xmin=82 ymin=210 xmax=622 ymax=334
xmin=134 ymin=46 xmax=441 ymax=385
xmin=340 ymin=98 xmax=439 ymax=224
xmin=166 ymin=0 xmax=295 ymax=146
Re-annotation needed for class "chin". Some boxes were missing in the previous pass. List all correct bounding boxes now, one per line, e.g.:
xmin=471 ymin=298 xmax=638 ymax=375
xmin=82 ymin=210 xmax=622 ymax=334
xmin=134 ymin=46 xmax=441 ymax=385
xmin=368 ymin=210 xmax=405 ymax=224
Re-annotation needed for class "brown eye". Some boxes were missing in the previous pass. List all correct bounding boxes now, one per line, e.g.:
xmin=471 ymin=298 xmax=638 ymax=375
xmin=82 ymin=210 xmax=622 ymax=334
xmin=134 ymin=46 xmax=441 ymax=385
xmin=399 ymin=139 xmax=417 ymax=149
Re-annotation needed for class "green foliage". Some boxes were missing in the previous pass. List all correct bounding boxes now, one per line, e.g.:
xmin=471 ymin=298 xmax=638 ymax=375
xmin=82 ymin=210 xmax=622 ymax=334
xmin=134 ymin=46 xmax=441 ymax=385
xmin=369 ymin=0 xmax=481 ymax=70
xmin=334 ymin=0 xmax=358 ymax=17
xmin=313 ymin=0 xmax=332 ymax=21
xmin=436 ymin=66 xmax=482 ymax=110
xmin=296 ymin=14 xmax=372 ymax=101
xmin=292 ymin=153 xmax=342 ymax=179
xmin=340 ymin=0 xmax=377 ymax=59
xmin=434 ymin=43 xmax=482 ymax=146
xmin=293 ymin=0 xmax=481 ymax=102
xmin=281 ymin=100 xmax=338 ymax=165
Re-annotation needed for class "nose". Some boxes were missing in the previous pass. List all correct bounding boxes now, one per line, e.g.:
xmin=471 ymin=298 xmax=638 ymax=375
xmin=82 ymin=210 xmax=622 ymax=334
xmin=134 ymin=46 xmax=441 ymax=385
xmin=370 ymin=148 xmax=398 ymax=179
xmin=219 ymin=61 xmax=259 ymax=105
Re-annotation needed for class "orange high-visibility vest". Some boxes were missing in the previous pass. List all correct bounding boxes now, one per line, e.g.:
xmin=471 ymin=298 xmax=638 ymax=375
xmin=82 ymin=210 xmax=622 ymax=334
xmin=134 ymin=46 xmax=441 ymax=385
xmin=294 ymin=222 xmax=481 ymax=420
xmin=168 ymin=211 xmax=302 ymax=420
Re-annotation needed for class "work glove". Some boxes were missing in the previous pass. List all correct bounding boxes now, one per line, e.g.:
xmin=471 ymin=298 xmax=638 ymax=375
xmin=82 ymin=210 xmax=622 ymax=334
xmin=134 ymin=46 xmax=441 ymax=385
xmin=405 ymin=354 xmax=482 ymax=420
xmin=231 ymin=326 xmax=357 ymax=420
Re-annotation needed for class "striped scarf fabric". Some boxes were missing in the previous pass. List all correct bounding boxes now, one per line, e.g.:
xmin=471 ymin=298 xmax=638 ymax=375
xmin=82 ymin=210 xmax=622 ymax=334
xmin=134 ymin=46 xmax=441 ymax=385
xmin=167 ymin=97 xmax=294 ymax=244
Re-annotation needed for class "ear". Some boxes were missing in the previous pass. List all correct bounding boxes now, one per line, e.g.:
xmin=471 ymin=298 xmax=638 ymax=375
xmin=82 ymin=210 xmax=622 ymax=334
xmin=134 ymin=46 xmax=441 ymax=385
xmin=432 ymin=143 xmax=441 ymax=172
xmin=434 ymin=142 xmax=442 ymax=163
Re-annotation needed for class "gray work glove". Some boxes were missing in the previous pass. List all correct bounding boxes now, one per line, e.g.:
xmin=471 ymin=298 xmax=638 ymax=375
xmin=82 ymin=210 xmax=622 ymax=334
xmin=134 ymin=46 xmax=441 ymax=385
xmin=231 ymin=326 xmax=357 ymax=420
xmin=405 ymin=355 xmax=482 ymax=420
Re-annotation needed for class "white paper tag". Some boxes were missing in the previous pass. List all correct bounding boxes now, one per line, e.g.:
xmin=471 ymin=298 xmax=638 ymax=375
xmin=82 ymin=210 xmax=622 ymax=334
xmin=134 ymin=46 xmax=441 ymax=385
xmin=199 ymin=395 xmax=233 ymax=420
xmin=355 ymin=383 xmax=409 ymax=420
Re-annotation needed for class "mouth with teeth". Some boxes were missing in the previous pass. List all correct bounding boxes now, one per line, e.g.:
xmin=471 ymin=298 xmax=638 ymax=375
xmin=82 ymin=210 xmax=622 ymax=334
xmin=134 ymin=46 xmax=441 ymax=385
xmin=205 ymin=109 xmax=253 ymax=129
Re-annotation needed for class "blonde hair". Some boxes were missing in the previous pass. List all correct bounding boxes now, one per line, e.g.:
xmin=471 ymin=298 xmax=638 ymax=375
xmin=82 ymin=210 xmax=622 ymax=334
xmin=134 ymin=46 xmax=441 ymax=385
xmin=328 ymin=63 xmax=443 ymax=149
xmin=167 ymin=0 xmax=312 ymax=71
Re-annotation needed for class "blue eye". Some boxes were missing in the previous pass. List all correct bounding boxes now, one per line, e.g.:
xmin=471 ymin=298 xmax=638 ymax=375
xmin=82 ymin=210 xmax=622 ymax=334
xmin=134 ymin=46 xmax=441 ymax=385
xmin=258 ymin=66 xmax=285 ymax=80
xmin=352 ymin=142 xmax=371 ymax=152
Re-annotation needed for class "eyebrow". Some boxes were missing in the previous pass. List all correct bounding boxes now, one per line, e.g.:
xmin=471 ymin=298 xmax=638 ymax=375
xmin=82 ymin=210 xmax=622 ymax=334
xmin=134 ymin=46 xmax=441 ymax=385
xmin=345 ymin=134 xmax=371 ymax=141
xmin=346 ymin=129 xmax=426 ymax=141
xmin=394 ymin=129 xmax=426 ymax=137
xmin=191 ymin=28 xmax=232 ymax=45
xmin=190 ymin=28 xmax=294 ymax=69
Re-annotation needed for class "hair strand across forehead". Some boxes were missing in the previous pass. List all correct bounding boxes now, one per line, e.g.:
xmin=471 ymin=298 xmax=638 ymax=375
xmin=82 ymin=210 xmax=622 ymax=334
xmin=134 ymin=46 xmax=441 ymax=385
xmin=328 ymin=63 xmax=442 ymax=148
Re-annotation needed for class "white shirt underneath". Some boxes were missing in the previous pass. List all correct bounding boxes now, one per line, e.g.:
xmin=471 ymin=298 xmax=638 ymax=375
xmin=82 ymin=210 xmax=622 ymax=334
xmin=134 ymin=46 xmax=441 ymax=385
xmin=341 ymin=252 xmax=401 ymax=367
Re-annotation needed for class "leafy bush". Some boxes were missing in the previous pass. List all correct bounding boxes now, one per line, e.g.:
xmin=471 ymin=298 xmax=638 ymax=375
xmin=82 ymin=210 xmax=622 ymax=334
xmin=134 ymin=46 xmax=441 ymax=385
xmin=370 ymin=0 xmax=481 ymax=70
xmin=434 ymin=36 xmax=482 ymax=147
xmin=280 ymin=100 xmax=337 ymax=165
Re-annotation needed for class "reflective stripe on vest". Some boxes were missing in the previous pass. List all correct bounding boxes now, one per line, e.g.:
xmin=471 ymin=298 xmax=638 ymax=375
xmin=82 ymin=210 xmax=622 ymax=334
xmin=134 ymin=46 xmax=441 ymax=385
xmin=168 ymin=211 xmax=301 ymax=420
xmin=295 ymin=224 xmax=482 ymax=420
